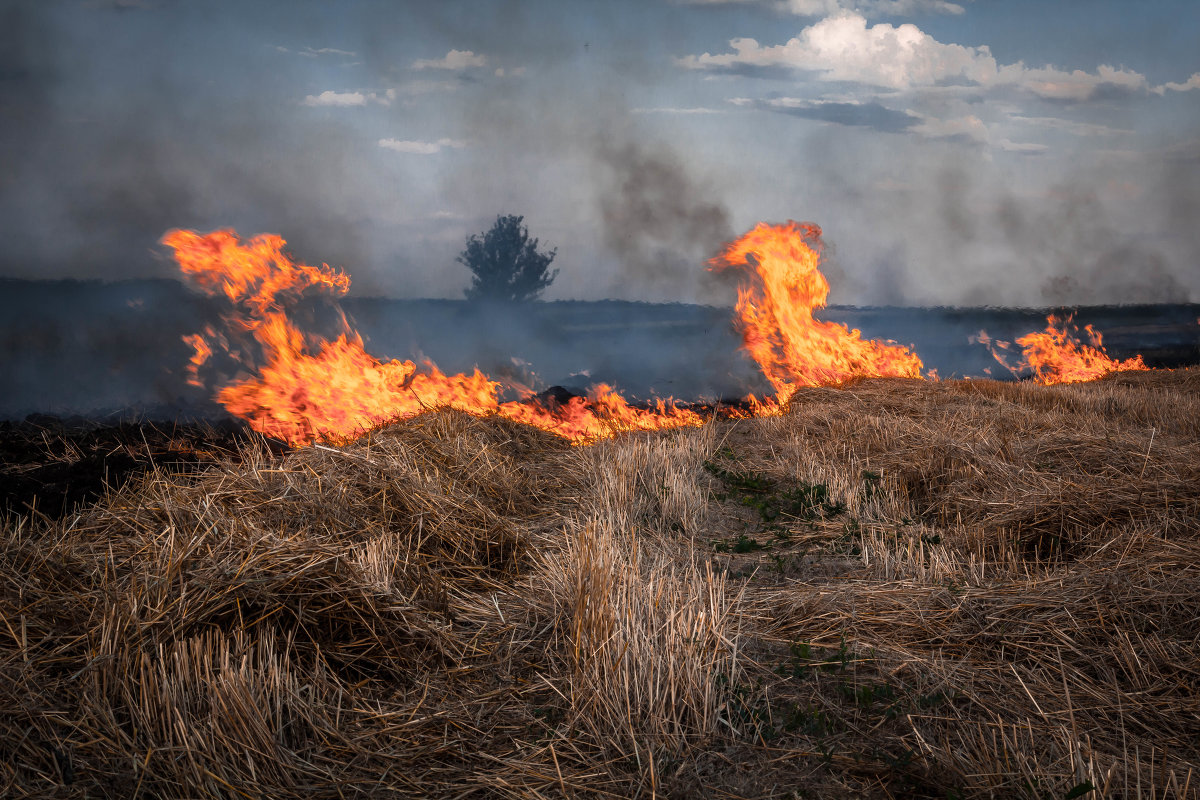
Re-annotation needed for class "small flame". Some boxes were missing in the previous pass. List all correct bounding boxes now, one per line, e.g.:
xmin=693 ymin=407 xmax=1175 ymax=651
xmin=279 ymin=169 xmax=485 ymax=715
xmin=978 ymin=313 xmax=1148 ymax=385
xmin=708 ymin=221 xmax=923 ymax=402
xmin=497 ymin=384 xmax=703 ymax=442
xmin=181 ymin=331 xmax=213 ymax=387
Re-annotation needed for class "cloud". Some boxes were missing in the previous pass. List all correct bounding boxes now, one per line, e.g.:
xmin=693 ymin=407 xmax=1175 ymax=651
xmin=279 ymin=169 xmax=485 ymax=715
xmin=678 ymin=12 xmax=998 ymax=89
xmin=301 ymin=89 xmax=395 ymax=107
xmin=1154 ymin=72 xmax=1200 ymax=95
xmin=779 ymin=0 xmax=965 ymax=15
xmin=378 ymin=137 xmax=468 ymax=154
xmin=412 ymin=49 xmax=486 ymax=70
xmin=1014 ymin=63 xmax=1146 ymax=102
xmin=910 ymin=113 xmax=987 ymax=142
xmin=275 ymin=45 xmax=358 ymax=59
xmin=302 ymin=90 xmax=366 ymax=107
xmin=679 ymin=11 xmax=1154 ymax=102
xmin=1008 ymin=115 xmax=1130 ymax=137
xmin=675 ymin=0 xmax=966 ymax=15
xmin=304 ymin=47 xmax=356 ymax=58
xmin=908 ymin=115 xmax=1046 ymax=153
xmin=764 ymin=97 xmax=920 ymax=132
xmin=995 ymin=138 xmax=1049 ymax=155
xmin=493 ymin=67 xmax=527 ymax=77
xmin=733 ymin=97 xmax=1051 ymax=151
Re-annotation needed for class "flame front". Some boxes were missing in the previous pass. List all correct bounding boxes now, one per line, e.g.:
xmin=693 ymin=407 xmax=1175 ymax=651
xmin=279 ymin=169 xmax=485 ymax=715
xmin=497 ymin=384 xmax=702 ymax=443
xmin=164 ymin=229 xmax=702 ymax=445
xmin=708 ymin=221 xmax=923 ymax=402
xmin=1002 ymin=314 xmax=1148 ymax=385
xmin=978 ymin=314 xmax=1148 ymax=385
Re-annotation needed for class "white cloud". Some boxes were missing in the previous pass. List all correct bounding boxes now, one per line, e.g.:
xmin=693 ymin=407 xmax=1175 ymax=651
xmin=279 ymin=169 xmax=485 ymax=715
xmin=679 ymin=12 xmax=998 ymax=89
xmin=1008 ymin=114 xmax=1130 ymax=137
xmin=493 ymin=66 xmax=527 ymax=78
xmin=302 ymin=89 xmax=395 ymax=107
xmin=910 ymin=113 xmax=987 ymax=142
xmin=780 ymin=0 xmax=965 ymax=15
xmin=909 ymin=114 xmax=1048 ymax=154
xmin=1154 ymin=72 xmax=1200 ymax=95
xmin=412 ymin=49 xmax=486 ymax=70
xmin=275 ymin=45 xmax=357 ymax=58
xmin=305 ymin=47 xmax=356 ymax=57
xmin=776 ymin=0 xmax=843 ymax=13
xmin=996 ymin=138 xmax=1050 ymax=154
xmin=675 ymin=0 xmax=965 ymax=15
xmin=378 ymin=137 xmax=468 ymax=154
xmin=302 ymin=90 xmax=367 ymax=107
xmin=679 ymin=11 xmax=1152 ymax=102
xmin=1010 ymin=63 xmax=1146 ymax=102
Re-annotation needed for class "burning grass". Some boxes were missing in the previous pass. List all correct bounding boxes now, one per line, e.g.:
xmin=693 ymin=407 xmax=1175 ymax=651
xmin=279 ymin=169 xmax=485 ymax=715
xmin=2 ymin=368 xmax=1198 ymax=798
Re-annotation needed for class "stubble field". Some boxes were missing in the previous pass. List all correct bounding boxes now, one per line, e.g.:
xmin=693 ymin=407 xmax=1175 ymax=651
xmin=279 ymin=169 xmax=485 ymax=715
xmin=2 ymin=368 xmax=1198 ymax=798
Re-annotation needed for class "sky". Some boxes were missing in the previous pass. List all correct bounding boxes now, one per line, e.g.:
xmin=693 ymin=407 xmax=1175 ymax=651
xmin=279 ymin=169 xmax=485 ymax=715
xmin=2 ymin=0 xmax=1198 ymax=306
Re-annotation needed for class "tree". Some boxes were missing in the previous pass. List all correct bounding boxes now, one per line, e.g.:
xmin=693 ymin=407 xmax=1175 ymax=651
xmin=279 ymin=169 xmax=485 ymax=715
xmin=459 ymin=215 xmax=558 ymax=303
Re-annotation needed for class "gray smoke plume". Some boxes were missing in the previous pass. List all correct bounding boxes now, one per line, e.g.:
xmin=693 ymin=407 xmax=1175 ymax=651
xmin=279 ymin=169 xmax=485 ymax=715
xmin=595 ymin=141 xmax=736 ymax=304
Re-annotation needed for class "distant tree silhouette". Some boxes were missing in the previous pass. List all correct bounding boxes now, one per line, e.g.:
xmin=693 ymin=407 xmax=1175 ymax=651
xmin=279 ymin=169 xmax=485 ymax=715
xmin=459 ymin=215 xmax=558 ymax=303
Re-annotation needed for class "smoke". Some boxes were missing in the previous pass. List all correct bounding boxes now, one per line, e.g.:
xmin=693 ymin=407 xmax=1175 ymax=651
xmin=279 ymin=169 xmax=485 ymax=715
xmin=0 ymin=4 xmax=384 ymax=288
xmin=794 ymin=137 xmax=1200 ymax=307
xmin=594 ymin=141 xmax=736 ymax=304
xmin=3 ymin=3 xmax=1197 ymax=312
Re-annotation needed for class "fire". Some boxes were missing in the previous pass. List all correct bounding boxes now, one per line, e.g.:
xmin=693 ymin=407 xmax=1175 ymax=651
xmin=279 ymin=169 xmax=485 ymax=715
xmin=166 ymin=229 xmax=350 ymax=314
xmin=164 ymin=229 xmax=702 ymax=446
xmin=497 ymin=385 xmax=703 ymax=443
xmin=181 ymin=331 xmax=213 ymax=387
xmin=978 ymin=313 xmax=1148 ymax=385
xmin=708 ymin=221 xmax=924 ymax=402
xmin=165 ymin=223 xmax=938 ymax=447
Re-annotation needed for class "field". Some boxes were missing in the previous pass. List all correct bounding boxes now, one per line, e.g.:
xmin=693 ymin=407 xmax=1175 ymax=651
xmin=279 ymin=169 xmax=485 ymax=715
xmin=5 ymin=277 xmax=1199 ymax=418
xmin=2 ymin=369 xmax=1198 ymax=798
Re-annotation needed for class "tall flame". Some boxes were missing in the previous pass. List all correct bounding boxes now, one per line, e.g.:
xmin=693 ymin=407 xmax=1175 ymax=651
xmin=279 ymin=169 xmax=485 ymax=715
xmin=708 ymin=221 xmax=923 ymax=403
xmin=978 ymin=313 xmax=1148 ymax=385
xmin=164 ymin=229 xmax=702 ymax=445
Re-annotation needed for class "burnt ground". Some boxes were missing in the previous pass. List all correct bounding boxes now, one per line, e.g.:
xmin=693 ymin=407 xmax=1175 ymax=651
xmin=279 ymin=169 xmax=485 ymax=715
xmin=0 ymin=391 xmax=744 ymax=522
xmin=0 ymin=416 xmax=283 ymax=520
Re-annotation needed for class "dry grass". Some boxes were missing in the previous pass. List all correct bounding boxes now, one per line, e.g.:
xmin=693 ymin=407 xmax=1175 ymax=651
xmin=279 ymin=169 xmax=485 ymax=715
xmin=1 ymin=368 xmax=1198 ymax=798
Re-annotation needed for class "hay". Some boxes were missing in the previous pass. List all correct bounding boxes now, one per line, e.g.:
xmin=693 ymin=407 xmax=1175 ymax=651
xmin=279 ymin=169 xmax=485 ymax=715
xmin=1 ymin=369 xmax=1198 ymax=797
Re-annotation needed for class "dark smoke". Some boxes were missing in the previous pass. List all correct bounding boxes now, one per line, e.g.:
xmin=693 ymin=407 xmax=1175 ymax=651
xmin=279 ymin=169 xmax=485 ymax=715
xmin=998 ymin=181 xmax=1195 ymax=307
xmin=0 ymin=4 xmax=376 ymax=288
xmin=595 ymin=141 xmax=736 ymax=304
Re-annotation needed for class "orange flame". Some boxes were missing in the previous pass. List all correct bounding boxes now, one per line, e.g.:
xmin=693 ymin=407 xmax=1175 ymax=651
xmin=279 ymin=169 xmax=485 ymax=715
xmin=708 ymin=221 xmax=923 ymax=402
xmin=497 ymin=384 xmax=702 ymax=443
xmin=181 ymin=330 xmax=213 ymax=387
xmin=166 ymin=224 xmax=939 ymax=447
xmin=165 ymin=229 xmax=702 ymax=446
xmin=978 ymin=314 xmax=1148 ymax=385
xmin=166 ymin=229 xmax=350 ymax=314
